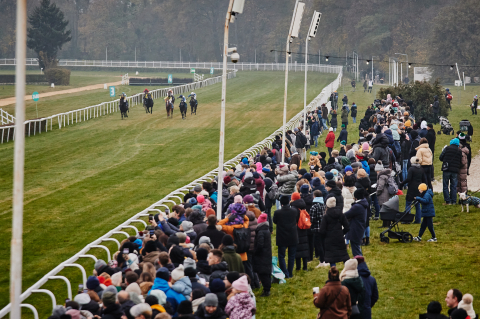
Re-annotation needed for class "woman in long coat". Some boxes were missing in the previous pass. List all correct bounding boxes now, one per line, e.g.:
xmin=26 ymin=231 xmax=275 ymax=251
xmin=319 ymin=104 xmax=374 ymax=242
xmin=290 ymin=193 xmax=309 ymax=271
xmin=457 ymin=144 xmax=469 ymax=193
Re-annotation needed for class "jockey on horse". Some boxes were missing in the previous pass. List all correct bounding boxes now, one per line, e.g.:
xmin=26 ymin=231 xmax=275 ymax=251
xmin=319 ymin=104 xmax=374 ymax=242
xmin=165 ymin=96 xmax=174 ymax=118
xmin=143 ymin=88 xmax=154 ymax=114
xmin=188 ymin=92 xmax=198 ymax=115
xmin=178 ymin=95 xmax=188 ymax=120
xmin=119 ymin=92 xmax=129 ymax=120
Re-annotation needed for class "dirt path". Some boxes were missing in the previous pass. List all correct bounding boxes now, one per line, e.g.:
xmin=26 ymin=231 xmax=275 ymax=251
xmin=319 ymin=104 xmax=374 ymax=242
xmin=0 ymin=81 xmax=123 ymax=107
xmin=433 ymin=149 xmax=480 ymax=192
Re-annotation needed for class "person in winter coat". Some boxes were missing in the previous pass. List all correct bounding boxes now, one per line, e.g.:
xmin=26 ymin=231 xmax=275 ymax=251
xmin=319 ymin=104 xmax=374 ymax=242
xmin=314 ymin=266 xmax=352 ymax=318
xmin=337 ymin=125 xmax=348 ymax=145
xmin=341 ymin=106 xmax=349 ymax=129
xmin=321 ymin=104 xmax=329 ymax=129
xmin=325 ymin=128 xmax=336 ymax=157
xmin=150 ymin=268 xmax=186 ymax=314
xmin=319 ymin=197 xmax=350 ymax=267
xmin=344 ymin=190 xmax=368 ymax=257
xmin=439 ymin=138 xmax=464 ymax=205
xmin=194 ymin=293 xmax=228 ymax=319
xmin=331 ymin=110 xmax=338 ymax=131
xmin=195 ymin=216 xmax=225 ymax=248
xmin=432 ymin=96 xmax=440 ymax=124
xmin=342 ymin=175 xmax=357 ymax=213
xmin=276 ymin=165 xmax=297 ymax=198
xmin=413 ymin=184 xmax=437 ymax=242
xmin=340 ymin=259 xmax=365 ymax=319
xmin=471 ymin=95 xmax=478 ymax=115
xmin=354 ymin=256 xmax=379 ymax=319
xmin=311 ymin=118 xmax=320 ymax=147
xmin=416 ymin=138 xmax=433 ymax=189
xmin=219 ymin=235 xmax=245 ymax=273
xmin=376 ymin=167 xmax=394 ymax=207
xmin=225 ymin=276 xmax=256 ymax=319
xmin=419 ymin=301 xmax=449 ymax=319
xmin=273 ymin=196 xmax=299 ymax=278
xmin=310 ymin=190 xmax=328 ymax=268
xmin=351 ymin=103 xmax=357 ymax=123
xmin=290 ymin=147 xmax=301 ymax=169
xmin=290 ymin=192 xmax=310 ymax=272
xmin=368 ymin=159 xmax=381 ymax=220
xmin=457 ymin=143 xmax=469 ymax=194
xmin=399 ymin=157 xmax=426 ymax=224
xmin=325 ymin=180 xmax=344 ymax=210
xmin=171 ymin=265 xmax=193 ymax=300
xmin=253 ymin=213 xmax=272 ymax=296
xmin=295 ymin=127 xmax=308 ymax=161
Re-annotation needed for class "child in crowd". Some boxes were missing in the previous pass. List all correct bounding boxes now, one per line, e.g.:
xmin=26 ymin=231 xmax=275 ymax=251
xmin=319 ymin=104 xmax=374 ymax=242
xmin=413 ymin=183 xmax=437 ymax=242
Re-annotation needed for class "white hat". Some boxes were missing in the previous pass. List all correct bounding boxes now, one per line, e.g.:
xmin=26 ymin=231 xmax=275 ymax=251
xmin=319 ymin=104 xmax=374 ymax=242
xmin=74 ymin=293 xmax=91 ymax=305
xmin=458 ymin=294 xmax=476 ymax=319
xmin=130 ymin=303 xmax=152 ymax=317
xmin=329 ymin=127 xmax=333 ymax=132
xmin=171 ymin=264 xmax=185 ymax=281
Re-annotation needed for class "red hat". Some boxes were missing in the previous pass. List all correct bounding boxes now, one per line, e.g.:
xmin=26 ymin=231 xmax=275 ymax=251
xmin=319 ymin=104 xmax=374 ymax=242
xmin=144 ymin=88 xmax=149 ymax=92
xmin=206 ymin=208 xmax=216 ymax=217
xmin=257 ymin=213 xmax=268 ymax=224
xmin=291 ymin=192 xmax=301 ymax=201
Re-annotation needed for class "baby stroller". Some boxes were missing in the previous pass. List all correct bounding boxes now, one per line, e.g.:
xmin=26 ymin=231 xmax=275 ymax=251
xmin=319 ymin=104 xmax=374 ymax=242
xmin=460 ymin=120 xmax=473 ymax=142
xmin=379 ymin=196 xmax=416 ymax=244
xmin=437 ymin=116 xmax=454 ymax=135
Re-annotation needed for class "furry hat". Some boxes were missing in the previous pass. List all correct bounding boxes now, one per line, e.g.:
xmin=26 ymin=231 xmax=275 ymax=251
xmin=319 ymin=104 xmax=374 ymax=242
xmin=458 ymin=294 xmax=475 ymax=319
xmin=326 ymin=197 xmax=336 ymax=208
xmin=171 ymin=264 xmax=185 ymax=281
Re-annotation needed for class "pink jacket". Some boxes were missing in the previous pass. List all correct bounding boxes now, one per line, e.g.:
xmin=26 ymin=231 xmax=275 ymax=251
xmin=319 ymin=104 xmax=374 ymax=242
xmin=225 ymin=292 xmax=256 ymax=319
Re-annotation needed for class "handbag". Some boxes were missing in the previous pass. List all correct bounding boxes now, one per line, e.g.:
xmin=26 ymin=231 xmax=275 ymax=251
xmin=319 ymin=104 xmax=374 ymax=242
xmin=351 ymin=302 xmax=360 ymax=315
xmin=318 ymin=286 xmax=344 ymax=319
xmin=441 ymin=162 xmax=449 ymax=171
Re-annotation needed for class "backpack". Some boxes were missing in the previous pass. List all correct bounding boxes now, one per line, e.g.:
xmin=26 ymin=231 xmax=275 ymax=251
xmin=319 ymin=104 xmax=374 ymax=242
xmin=298 ymin=209 xmax=311 ymax=230
xmin=386 ymin=176 xmax=399 ymax=195
xmin=233 ymin=227 xmax=250 ymax=254
xmin=447 ymin=93 xmax=453 ymax=100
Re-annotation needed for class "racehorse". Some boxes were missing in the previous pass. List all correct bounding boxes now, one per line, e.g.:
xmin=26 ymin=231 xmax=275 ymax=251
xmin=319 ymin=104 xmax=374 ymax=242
xmin=119 ymin=95 xmax=129 ymax=120
xmin=143 ymin=89 xmax=154 ymax=114
xmin=189 ymin=97 xmax=198 ymax=115
xmin=178 ymin=95 xmax=187 ymax=119
xmin=165 ymin=97 xmax=174 ymax=118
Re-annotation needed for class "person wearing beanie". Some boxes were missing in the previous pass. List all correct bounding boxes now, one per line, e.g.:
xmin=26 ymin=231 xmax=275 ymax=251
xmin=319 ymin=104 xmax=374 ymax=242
xmin=290 ymin=146 xmax=302 ymax=169
xmin=102 ymin=290 xmax=123 ymax=317
xmin=344 ymin=189 xmax=368 ymax=257
xmin=314 ymin=266 xmax=352 ymax=318
xmin=325 ymin=176 xmax=343 ymax=210
xmin=220 ymin=234 xmax=245 ymax=273
xmin=208 ymin=278 xmax=227 ymax=310
xmin=145 ymin=294 xmax=167 ymax=318
xmin=413 ymin=183 xmax=437 ymax=242
xmin=194 ymin=215 xmax=225 ymax=249
xmin=340 ymin=259 xmax=365 ymax=316
xmin=252 ymin=212 xmax=272 ymax=296
xmin=420 ymin=301 xmax=448 ymax=319
xmin=225 ymin=276 xmax=256 ymax=319
xmin=86 ymin=275 xmax=104 ymax=299
xmin=325 ymin=171 xmax=334 ymax=181
xmin=415 ymin=137 xmax=433 ymax=189
xmin=195 ymin=248 xmax=212 ymax=281
xmin=399 ymin=156 xmax=425 ymax=224
xmin=94 ymin=259 xmax=115 ymax=277
xmin=320 ymin=195 xmax=349 ymax=267
xmin=170 ymin=265 xmax=192 ymax=300
xmin=458 ymin=294 xmax=475 ymax=319
xmin=180 ymin=220 xmax=197 ymax=244
xmin=130 ymin=303 xmax=152 ymax=319
xmin=177 ymin=300 xmax=194 ymax=318
xmin=194 ymin=293 xmax=227 ymax=319
xmin=356 ymin=257 xmax=378 ymax=319
xmin=337 ymin=123 xmax=348 ymax=145
xmin=450 ymin=309 xmax=469 ymax=319
xmin=439 ymin=137 xmax=464 ymax=205
xmin=325 ymin=127 xmax=336 ymax=157
xmin=150 ymin=267 xmax=186 ymax=313
xmin=273 ymin=193 xmax=299 ymax=278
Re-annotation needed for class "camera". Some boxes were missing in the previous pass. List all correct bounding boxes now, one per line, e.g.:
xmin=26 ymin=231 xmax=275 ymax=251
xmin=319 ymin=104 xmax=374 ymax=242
xmin=230 ymin=52 xmax=240 ymax=63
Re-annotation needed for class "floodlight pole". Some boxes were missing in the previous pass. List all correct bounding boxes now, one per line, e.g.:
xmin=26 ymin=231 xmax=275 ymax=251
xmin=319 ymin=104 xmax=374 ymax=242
xmin=216 ymin=0 xmax=235 ymax=220
xmin=10 ymin=0 xmax=27 ymax=317
xmin=304 ymin=11 xmax=320 ymax=136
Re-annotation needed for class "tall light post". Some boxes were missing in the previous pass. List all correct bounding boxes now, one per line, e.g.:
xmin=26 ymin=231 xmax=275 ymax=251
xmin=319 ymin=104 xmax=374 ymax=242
xmin=282 ymin=0 xmax=305 ymax=164
xmin=216 ymin=0 xmax=244 ymax=220
xmin=395 ymin=53 xmax=408 ymax=81
xmin=371 ymin=56 xmax=379 ymax=82
xmin=10 ymin=0 xmax=27 ymax=317
xmin=303 ymin=11 xmax=322 ymax=136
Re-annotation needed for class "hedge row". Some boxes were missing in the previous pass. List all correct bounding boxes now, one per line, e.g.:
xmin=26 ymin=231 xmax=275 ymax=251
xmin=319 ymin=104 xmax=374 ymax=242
xmin=0 ymin=74 xmax=47 ymax=84
xmin=129 ymin=77 xmax=193 ymax=85
xmin=45 ymin=68 xmax=71 ymax=85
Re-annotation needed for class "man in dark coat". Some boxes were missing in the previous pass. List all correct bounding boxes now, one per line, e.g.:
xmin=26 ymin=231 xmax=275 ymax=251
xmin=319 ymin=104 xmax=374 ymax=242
xmin=290 ymin=193 xmax=309 ymax=272
xmin=355 ymin=257 xmax=379 ymax=319
xmin=295 ymin=128 xmax=308 ymax=161
xmin=325 ymin=180 xmax=344 ymax=209
xmin=399 ymin=157 xmax=426 ymax=223
xmin=432 ymin=96 xmax=440 ymax=124
xmin=273 ymin=195 xmax=299 ymax=278
xmin=344 ymin=190 xmax=368 ymax=257
xmin=439 ymin=138 xmax=463 ymax=205
xmin=253 ymin=213 xmax=272 ymax=296
xmin=101 ymin=290 xmax=124 ymax=319
xmin=337 ymin=125 xmax=348 ymax=144
xmin=195 ymin=216 xmax=225 ymax=248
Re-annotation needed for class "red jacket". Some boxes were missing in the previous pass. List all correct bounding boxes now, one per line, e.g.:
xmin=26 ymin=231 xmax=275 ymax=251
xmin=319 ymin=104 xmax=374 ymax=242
xmin=325 ymin=131 xmax=335 ymax=148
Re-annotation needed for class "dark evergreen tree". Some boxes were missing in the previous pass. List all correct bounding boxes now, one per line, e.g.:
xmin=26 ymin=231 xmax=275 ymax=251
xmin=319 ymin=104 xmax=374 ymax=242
xmin=27 ymin=0 xmax=71 ymax=69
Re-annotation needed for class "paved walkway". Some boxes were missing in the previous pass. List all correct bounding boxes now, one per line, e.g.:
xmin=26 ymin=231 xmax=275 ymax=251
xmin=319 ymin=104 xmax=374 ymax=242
xmin=433 ymin=148 xmax=480 ymax=193
xmin=0 ymin=81 xmax=123 ymax=107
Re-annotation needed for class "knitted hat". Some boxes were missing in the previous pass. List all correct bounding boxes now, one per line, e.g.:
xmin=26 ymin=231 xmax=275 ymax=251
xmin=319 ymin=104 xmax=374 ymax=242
xmin=171 ymin=264 xmax=185 ymax=281
xmin=206 ymin=208 xmax=216 ymax=217
xmin=144 ymin=240 xmax=157 ymax=254
xmin=204 ymin=293 xmax=219 ymax=307
xmin=196 ymin=248 xmax=208 ymax=261
xmin=341 ymin=124 xmax=345 ymax=128
xmin=94 ymin=259 xmax=107 ymax=274
xmin=329 ymin=127 xmax=333 ymax=131
xmin=325 ymin=172 xmax=334 ymax=181
xmin=340 ymin=140 xmax=346 ymax=145
xmin=177 ymin=300 xmax=193 ymax=315
xmin=458 ymin=294 xmax=475 ymax=319
xmin=73 ymin=293 xmax=91 ymax=306
xmin=375 ymin=161 xmax=384 ymax=171
xmin=184 ymin=257 xmax=196 ymax=270
xmin=86 ymin=276 xmax=100 ymax=290
xmin=405 ymin=120 xmax=411 ymax=127
xmin=345 ymin=165 xmax=353 ymax=172
xmin=450 ymin=309 xmax=469 ymax=319
xmin=354 ymin=189 xmax=365 ymax=200
xmin=156 ymin=267 xmax=170 ymax=281
xmin=226 ymin=271 xmax=240 ymax=284
xmin=362 ymin=142 xmax=369 ymax=151
xmin=130 ymin=303 xmax=152 ymax=318
xmin=410 ymin=156 xmax=420 ymax=165
xmin=134 ymin=239 xmax=143 ymax=250
xmin=291 ymin=192 xmax=301 ymax=201
xmin=209 ymin=278 xmax=226 ymax=293
xmin=300 ymin=184 xmax=310 ymax=194
xmin=232 ymin=275 xmax=249 ymax=292
xmin=243 ymin=195 xmax=254 ymax=204
xmin=181 ymin=221 xmax=193 ymax=232
xmin=351 ymin=162 xmax=362 ymax=169
xmin=326 ymin=180 xmax=336 ymax=188
xmin=199 ymin=236 xmax=213 ymax=247
xmin=459 ymin=133 xmax=466 ymax=140
xmin=418 ymin=183 xmax=428 ymax=191
xmin=234 ymin=195 xmax=243 ymax=203
xmin=188 ymin=197 xmax=197 ymax=206
xmin=354 ymin=255 xmax=365 ymax=264
xmin=184 ymin=267 xmax=197 ymax=278
xmin=326 ymin=197 xmax=336 ymax=208
xmin=257 ymin=213 xmax=268 ymax=224
xmin=102 ymin=290 xmax=117 ymax=307
xmin=148 ymin=290 xmax=166 ymax=306
xmin=222 ymin=234 xmax=234 ymax=246
xmin=450 ymin=138 xmax=460 ymax=146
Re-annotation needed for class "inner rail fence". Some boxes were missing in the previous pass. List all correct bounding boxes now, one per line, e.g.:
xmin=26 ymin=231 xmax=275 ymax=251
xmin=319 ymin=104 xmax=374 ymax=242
xmin=0 ymin=70 xmax=237 ymax=144
xmin=0 ymin=108 xmax=15 ymax=125
xmin=0 ymin=58 xmax=342 ymax=73
xmin=0 ymin=69 xmax=342 ymax=319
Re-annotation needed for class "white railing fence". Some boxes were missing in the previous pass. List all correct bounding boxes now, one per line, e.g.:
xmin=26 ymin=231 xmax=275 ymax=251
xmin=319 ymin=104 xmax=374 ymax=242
xmin=0 ymin=68 xmax=342 ymax=318
xmin=121 ymin=73 xmax=129 ymax=85
xmin=0 ymin=70 xmax=237 ymax=144
xmin=0 ymin=108 xmax=15 ymax=125
xmin=0 ymin=58 xmax=342 ymax=74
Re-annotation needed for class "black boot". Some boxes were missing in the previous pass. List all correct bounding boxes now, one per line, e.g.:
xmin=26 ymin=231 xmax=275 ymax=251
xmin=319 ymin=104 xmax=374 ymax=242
xmin=365 ymin=237 xmax=370 ymax=246
xmin=360 ymin=238 xmax=366 ymax=246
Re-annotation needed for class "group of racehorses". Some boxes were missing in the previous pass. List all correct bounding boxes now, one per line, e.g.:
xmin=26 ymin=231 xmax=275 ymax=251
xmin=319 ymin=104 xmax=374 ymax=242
xmin=118 ymin=89 xmax=198 ymax=120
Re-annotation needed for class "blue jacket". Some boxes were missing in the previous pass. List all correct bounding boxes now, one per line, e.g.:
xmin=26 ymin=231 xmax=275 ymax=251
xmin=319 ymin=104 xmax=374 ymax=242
xmin=344 ymin=199 xmax=368 ymax=242
xmin=416 ymin=189 xmax=435 ymax=217
xmin=149 ymin=278 xmax=186 ymax=312
xmin=311 ymin=121 xmax=320 ymax=137
xmin=337 ymin=128 xmax=348 ymax=143
xmin=360 ymin=160 xmax=370 ymax=175
xmin=171 ymin=276 xmax=192 ymax=300
xmin=358 ymin=262 xmax=379 ymax=319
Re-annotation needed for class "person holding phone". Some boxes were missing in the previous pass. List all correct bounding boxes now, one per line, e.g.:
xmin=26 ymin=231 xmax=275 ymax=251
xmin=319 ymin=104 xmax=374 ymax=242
xmin=313 ymin=266 xmax=352 ymax=318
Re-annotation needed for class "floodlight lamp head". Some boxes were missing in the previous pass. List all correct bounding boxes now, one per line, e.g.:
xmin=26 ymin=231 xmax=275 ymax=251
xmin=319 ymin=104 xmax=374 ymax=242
xmin=290 ymin=1 xmax=305 ymax=38
xmin=325 ymin=56 xmax=329 ymax=62
xmin=408 ymin=63 xmax=412 ymax=68
xmin=450 ymin=65 xmax=454 ymax=70
xmin=232 ymin=0 xmax=245 ymax=14
xmin=308 ymin=11 xmax=322 ymax=38
xmin=366 ymin=60 xmax=370 ymax=65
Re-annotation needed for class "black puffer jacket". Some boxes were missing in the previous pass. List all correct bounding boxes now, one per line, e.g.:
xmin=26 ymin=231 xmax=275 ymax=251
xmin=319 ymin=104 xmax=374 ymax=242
xmin=399 ymin=164 xmax=426 ymax=201
xmin=291 ymin=199 xmax=310 ymax=259
xmin=301 ymin=193 xmax=314 ymax=213
xmin=253 ymin=222 xmax=272 ymax=274
xmin=439 ymin=145 xmax=463 ymax=173
xmin=319 ymin=207 xmax=350 ymax=264
xmin=368 ymin=164 xmax=378 ymax=189
xmin=325 ymin=187 xmax=344 ymax=209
